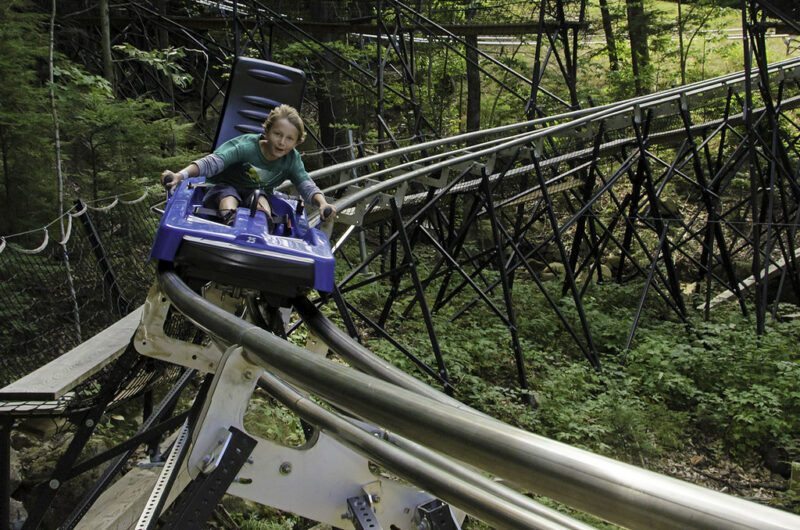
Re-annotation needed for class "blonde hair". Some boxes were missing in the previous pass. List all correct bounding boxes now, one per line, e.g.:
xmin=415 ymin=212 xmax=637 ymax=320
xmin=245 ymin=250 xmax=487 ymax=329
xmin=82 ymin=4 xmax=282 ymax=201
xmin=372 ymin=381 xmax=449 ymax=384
xmin=262 ymin=104 xmax=306 ymax=144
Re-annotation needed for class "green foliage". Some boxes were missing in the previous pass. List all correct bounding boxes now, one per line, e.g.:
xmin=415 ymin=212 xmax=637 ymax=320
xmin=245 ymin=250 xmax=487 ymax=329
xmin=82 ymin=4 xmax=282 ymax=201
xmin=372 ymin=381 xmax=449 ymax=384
xmin=576 ymin=0 xmax=751 ymax=103
xmin=243 ymin=392 xmax=306 ymax=447
xmin=235 ymin=513 xmax=296 ymax=530
xmin=543 ymin=291 xmax=798 ymax=462
xmin=223 ymin=496 xmax=306 ymax=530
xmin=0 ymin=0 xmax=54 ymax=234
xmin=113 ymin=44 xmax=194 ymax=89
xmin=0 ymin=3 xmax=204 ymax=232
xmin=53 ymin=67 xmax=177 ymax=200
xmin=628 ymin=316 xmax=800 ymax=457
xmin=345 ymin=257 xmax=800 ymax=467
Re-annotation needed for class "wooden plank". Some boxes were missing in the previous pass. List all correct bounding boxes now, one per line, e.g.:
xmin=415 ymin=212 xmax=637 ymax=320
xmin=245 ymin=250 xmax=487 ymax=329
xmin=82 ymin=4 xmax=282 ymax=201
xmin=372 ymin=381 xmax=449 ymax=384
xmin=76 ymin=429 xmax=185 ymax=530
xmin=697 ymin=247 xmax=800 ymax=311
xmin=74 ymin=467 xmax=161 ymax=530
xmin=0 ymin=306 xmax=143 ymax=402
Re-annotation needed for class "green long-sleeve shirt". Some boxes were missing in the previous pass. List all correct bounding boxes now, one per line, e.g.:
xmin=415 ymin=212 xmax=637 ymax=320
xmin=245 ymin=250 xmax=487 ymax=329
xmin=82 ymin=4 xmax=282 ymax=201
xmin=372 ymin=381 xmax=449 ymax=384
xmin=207 ymin=133 xmax=312 ymax=195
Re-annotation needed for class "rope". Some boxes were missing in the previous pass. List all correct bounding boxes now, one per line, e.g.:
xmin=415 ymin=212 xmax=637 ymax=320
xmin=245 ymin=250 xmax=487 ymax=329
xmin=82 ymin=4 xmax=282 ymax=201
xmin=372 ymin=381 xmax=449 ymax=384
xmin=87 ymin=198 xmax=119 ymax=212
xmin=120 ymin=190 xmax=152 ymax=205
xmin=69 ymin=202 xmax=88 ymax=217
xmin=7 ymin=229 xmax=50 ymax=255
xmin=1 ymin=191 xmax=161 ymax=387
xmin=57 ymin=215 xmax=73 ymax=246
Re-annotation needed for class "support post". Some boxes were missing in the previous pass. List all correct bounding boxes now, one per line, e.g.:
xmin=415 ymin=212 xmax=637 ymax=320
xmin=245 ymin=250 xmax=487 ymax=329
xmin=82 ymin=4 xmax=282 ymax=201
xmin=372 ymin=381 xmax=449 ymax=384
xmin=0 ymin=416 xmax=11 ymax=530
xmin=390 ymin=199 xmax=450 ymax=389
xmin=74 ymin=199 xmax=132 ymax=316
xmin=480 ymin=175 xmax=530 ymax=397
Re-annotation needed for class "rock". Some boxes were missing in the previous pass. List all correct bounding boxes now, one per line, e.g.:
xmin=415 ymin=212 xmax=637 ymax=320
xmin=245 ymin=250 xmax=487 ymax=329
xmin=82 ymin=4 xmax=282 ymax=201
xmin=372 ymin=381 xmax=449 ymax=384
xmin=605 ymin=255 xmax=621 ymax=270
xmin=18 ymin=417 xmax=68 ymax=439
xmin=791 ymin=462 xmax=800 ymax=492
xmin=9 ymin=450 xmax=22 ymax=494
xmin=548 ymin=262 xmax=566 ymax=277
xmin=10 ymin=431 xmax=33 ymax=451
xmin=14 ymin=430 xmax=113 ymax=529
xmin=9 ymin=497 xmax=27 ymax=530
xmin=577 ymin=264 xmax=614 ymax=284
xmin=19 ymin=432 xmax=74 ymax=485
xmin=762 ymin=442 xmax=791 ymax=478
xmin=598 ymin=264 xmax=612 ymax=282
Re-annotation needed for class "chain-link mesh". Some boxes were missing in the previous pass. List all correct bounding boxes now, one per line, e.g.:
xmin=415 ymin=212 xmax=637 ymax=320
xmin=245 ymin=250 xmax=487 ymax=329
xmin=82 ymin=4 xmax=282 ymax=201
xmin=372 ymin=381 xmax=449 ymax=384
xmin=0 ymin=188 xmax=163 ymax=388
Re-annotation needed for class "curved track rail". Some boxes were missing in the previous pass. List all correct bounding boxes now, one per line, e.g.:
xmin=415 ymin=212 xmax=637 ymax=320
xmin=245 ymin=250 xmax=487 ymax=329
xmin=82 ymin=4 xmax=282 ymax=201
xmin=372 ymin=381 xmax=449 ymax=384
xmin=153 ymin=268 xmax=800 ymax=529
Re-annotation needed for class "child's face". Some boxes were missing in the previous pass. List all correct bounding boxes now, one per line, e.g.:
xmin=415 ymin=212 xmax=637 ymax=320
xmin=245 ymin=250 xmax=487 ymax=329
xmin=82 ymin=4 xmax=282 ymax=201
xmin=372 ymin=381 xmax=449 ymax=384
xmin=263 ymin=118 xmax=301 ymax=160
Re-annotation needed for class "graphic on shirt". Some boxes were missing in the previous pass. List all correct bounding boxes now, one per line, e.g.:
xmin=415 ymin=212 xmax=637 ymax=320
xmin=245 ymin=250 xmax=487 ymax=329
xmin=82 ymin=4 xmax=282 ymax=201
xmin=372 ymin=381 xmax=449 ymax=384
xmin=245 ymin=165 xmax=261 ymax=186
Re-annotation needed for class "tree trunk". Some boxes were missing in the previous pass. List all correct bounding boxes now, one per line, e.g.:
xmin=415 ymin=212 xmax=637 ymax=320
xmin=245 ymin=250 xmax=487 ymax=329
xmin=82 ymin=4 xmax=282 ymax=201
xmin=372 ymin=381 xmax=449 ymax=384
xmin=99 ymin=0 xmax=115 ymax=91
xmin=156 ymin=0 xmax=174 ymax=109
xmin=626 ymin=0 xmax=650 ymax=95
xmin=0 ymin=133 xmax=12 ymax=234
xmin=598 ymin=0 xmax=619 ymax=71
xmin=313 ymin=0 xmax=343 ymax=164
xmin=50 ymin=2 xmax=64 ymax=223
xmin=465 ymin=2 xmax=480 ymax=136
xmin=51 ymin=0 xmax=82 ymax=342
xmin=678 ymin=0 xmax=686 ymax=85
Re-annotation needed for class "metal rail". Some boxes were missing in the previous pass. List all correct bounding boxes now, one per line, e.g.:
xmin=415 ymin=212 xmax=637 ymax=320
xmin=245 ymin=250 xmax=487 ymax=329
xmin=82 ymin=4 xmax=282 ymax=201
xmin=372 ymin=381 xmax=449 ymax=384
xmin=301 ymin=56 xmax=800 ymax=232
xmin=159 ymin=269 xmax=800 ymax=530
xmin=293 ymin=54 xmax=800 ymax=383
xmin=257 ymin=371 xmax=590 ymax=530
xmin=305 ymin=57 xmax=800 ymax=178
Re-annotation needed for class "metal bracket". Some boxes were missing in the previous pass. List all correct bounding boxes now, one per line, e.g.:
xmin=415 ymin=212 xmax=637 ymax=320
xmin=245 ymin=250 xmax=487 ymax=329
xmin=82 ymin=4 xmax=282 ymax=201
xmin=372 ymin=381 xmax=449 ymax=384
xmin=419 ymin=173 xmax=448 ymax=188
xmin=200 ymin=427 xmax=233 ymax=474
xmin=415 ymin=499 xmax=460 ymax=530
xmin=187 ymin=346 xmax=261 ymax=478
xmin=336 ymin=186 xmax=373 ymax=226
xmin=378 ymin=181 xmax=408 ymax=211
xmin=346 ymin=495 xmax=383 ymax=530
xmin=176 ymin=344 xmax=450 ymax=528
xmin=135 ymin=284 xmax=224 ymax=373
xmin=160 ymin=426 xmax=257 ymax=530
xmin=361 ymin=480 xmax=382 ymax=507
xmin=484 ymin=154 xmax=496 ymax=175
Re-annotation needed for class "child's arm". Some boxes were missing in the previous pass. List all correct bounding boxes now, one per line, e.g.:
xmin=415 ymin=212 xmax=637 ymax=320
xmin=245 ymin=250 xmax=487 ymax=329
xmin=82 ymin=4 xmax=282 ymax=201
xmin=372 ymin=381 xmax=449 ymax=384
xmin=161 ymin=164 xmax=198 ymax=191
xmin=161 ymin=153 xmax=226 ymax=191
xmin=288 ymin=153 xmax=335 ymax=221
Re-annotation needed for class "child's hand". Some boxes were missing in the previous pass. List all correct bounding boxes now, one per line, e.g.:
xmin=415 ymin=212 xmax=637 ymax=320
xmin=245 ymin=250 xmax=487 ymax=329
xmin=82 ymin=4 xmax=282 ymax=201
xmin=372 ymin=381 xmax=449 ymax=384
xmin=161 ymin=170 xmax=182 ymax=191
xmin=320 ymin=203 xmax=336 ymax=221
xmin=312 ymin=193 xmax=336 ymax=222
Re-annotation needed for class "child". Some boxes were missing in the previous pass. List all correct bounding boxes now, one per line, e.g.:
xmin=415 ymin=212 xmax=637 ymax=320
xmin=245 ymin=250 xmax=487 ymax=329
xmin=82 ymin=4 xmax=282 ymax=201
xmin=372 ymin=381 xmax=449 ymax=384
xmin=161 ymin=104 xmax=335 ymax=225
